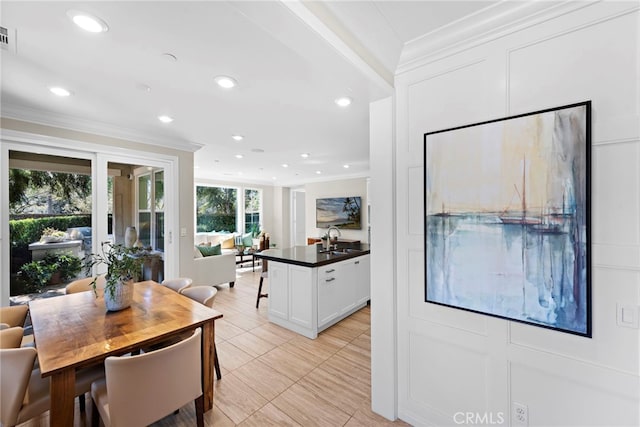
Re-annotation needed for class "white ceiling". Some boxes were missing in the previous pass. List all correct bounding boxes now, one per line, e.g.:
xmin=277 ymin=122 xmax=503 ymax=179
xmin=0 ymin=1 xmax=497 ymax=186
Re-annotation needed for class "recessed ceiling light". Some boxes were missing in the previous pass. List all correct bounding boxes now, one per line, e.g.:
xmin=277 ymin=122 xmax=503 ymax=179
xmin=282 ymin=164 xmax=289 ymax=168
xmin=158 ymin=115 xmax=173 ymax=123
xmin=235 ymin=154 xmax=244 ymax=159
xmin=215 ymin=75 xmax=238 ymax=89
xmin=232 ymin=135 xmax=244 ymax=141
xmin=315 ymin=170 xmax=322 ymax=175
xmin=301 ymin=153 xmax=310 ymax=158
xmin=67 ymin=10 xmax=109 ymax=33
xmin=335 ymin=97 xmax=352 ymax=107
xmin=343 ymin=164 xmax=350 ymax=169
xmin=272 ymin=177 xmax=277 ymax=180
xmin=49 ymin=86 xmax=72 ymax=97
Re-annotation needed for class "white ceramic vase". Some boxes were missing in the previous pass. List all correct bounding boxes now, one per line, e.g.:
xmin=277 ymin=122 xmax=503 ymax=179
xmin=104 ymin=278 xmax=134 ymax=311
xmin=124 ymin=226 xmax=137 ymax=248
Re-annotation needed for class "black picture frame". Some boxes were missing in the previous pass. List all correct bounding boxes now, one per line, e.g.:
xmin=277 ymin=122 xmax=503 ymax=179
xmin=424 ymin=101 xmax=592 ymax=337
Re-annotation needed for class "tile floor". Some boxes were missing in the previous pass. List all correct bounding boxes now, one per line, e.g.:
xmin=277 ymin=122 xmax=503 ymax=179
xmin=20 ymin=266 xmax=409 ymax=426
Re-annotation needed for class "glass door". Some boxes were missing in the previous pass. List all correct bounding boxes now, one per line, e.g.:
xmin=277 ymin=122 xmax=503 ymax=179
xmin=135 ymin=168 xmax=164 ymax=252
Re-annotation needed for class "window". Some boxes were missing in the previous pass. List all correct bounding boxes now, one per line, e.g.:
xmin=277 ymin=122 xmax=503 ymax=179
xmin=136 ymin=169 xmax=164 ymax=251
xmin=195 ymin=185 xmax=262 ymax=234
xmin=244 ymin=188 xmax=261 ymax=234
xmin=196 ymin=186 xmax=237 ymax=232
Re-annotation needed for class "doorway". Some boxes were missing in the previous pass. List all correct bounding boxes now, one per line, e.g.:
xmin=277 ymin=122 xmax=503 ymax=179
xmin=1 ymin=134 xmax=178 ymax=306
xmin=291 ymin=189 xmax=306 ymax=246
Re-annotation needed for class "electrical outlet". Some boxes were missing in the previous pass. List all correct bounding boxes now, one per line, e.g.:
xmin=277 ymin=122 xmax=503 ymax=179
xmin=512 ymin=402 xmax=528 ymax=426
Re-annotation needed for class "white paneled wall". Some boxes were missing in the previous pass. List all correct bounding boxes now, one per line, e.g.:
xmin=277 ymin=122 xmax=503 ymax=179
xmin=388 ymin=2 xmax=640 ymax=426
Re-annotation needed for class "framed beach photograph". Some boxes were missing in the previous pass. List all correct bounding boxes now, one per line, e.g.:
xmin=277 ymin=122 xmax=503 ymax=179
xmin=423 ymin=101 xmax=591 ymax=337
xmin=316 ymin=197 xmax=362 ymax=229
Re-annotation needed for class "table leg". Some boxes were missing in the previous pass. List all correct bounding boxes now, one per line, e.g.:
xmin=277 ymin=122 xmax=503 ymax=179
xmin=50 ymin=368 xmax=76 ymax=426
xmin=202 ymin=321 xmax=215 ymax=411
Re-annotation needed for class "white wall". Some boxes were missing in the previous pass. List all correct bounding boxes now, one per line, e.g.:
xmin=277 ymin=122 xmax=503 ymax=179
xmin=305 ymin=177 xmax=368 ymax=244
xmin=387 ymin=2 xmax=640 ymax=426
xmin=271 ymin=186 xmax=290 ymax=249
xmin=369 ymin=97 xmax=397 ymax=419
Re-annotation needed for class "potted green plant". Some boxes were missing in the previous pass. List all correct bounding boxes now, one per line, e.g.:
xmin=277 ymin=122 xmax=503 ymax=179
xmin=84 ymin=242 xmax=147 ymax=311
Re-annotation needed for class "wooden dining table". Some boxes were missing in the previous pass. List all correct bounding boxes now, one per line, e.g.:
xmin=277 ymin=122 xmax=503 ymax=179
xmin=28 ymin=280 xmax=223 ymax=426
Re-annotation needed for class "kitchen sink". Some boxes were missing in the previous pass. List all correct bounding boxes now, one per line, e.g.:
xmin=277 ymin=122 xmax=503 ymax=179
xmin=329 ymin=248 xmax=363 ymax=256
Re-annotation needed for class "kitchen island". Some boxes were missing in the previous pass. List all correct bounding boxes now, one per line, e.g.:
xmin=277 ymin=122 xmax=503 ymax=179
xmin=255 ymin=244 xmax=370 ymax=339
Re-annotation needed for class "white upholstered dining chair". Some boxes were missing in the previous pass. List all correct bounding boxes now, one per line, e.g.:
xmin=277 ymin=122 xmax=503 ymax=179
xmin=160 ymin=277 xmax=193 ymax=293
xmin=0 ymin=347 xmax=105 ymax=426
xmin=91 ymin=328 xmax=204 ymax=427
xmin=180 ymin=286 xmax=221 ymax=380
xmin=0 ymin=327 xmax=25 ymax=349
xmin=0 ymin=305 xmax=28 ymax=330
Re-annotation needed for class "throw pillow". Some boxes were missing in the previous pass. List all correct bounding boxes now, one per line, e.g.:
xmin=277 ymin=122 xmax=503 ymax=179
xmin=194 ymin=246 xmax=203 ymax=259
xmin=221 ymin=237 xmax=235 ymax=249
xmin=242 ymin=232 xmax=253 ymax=247
xmin=198 ymin=243 xmax=222 ymax=257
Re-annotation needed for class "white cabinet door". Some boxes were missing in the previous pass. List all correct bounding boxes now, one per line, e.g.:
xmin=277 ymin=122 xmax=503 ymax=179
xmin=354 ymin=254 xmax=370 ymax=305
xmin=288 ymin=264 xmax=315 ymax=329
xmin=318 ymin=264 xmax=340 ymax=327
xmin=268 ymin=261 xmax=289 ymax=320
xmin=337 ymin=259 xmax=356 ymax=316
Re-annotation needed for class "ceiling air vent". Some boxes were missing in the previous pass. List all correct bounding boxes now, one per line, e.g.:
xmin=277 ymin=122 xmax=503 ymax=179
xmin=0 ymin=26 xmax=17 ymax=53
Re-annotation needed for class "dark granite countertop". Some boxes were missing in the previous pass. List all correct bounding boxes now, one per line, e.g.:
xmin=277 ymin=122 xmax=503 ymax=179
xmin=254 ymin=244 xmax=370 ymax=268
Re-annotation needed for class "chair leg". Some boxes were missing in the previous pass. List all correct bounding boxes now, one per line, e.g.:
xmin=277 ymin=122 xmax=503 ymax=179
xmin=91 ymin=398 xmax=100 ymax=427
xmin=256 ymin=276 xmax=263 ymax=308
xmin=256 ymin=276 xmax=268 ymax=308
xmin=229 ymin=281 xmax=235 ymax=288
xmin=214 ymin=344 xmax=222 ymax=380
xmin=195 ymin=395 xmax=205 ymax=427
xmin=79 ymin=394 xmax=86 ymax=412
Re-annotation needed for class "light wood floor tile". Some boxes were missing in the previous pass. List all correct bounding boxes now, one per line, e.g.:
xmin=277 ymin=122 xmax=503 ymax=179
xmin=322 ymin=352 xmax=372 ymax=388
xmin=258 ymin=347 xmax=316 ymax=381
xmin=323 ymin=320 xmax=368 ymax=342
xmin=336 ymin=342 xmax=371 ymax=371
xmin=278 ymin=337 xmax=335 ymax=366
xmin=345 ymin=405 xmax=412 ymax=427
xmin=298 ymin=365 xmax=370 ymax=414
xmin=271 ymin=383 xmax=351 ymax=427
xmin=216 ymin=341 xmax=255 ymax=371
xmin=233 ymin=358 xmax=294 ymax=401
xmin=248 ymin=322 xmax=298 ymax=346
xmin=227 ymin=331 xmax=277 ymax=357
xmin=213 ymin=373 xmax=268 ymax=424
xmin=338 ymin=315 xmax=371 ymax=333
xmin=237 ymin=403 xmax=301 ymax=427
xmin=225 ymin=312 xmax=269 ymax=330
xmin=215 ymin=318 xmax=249 ymax=340
xmin=350 ymin=331 xmax=371 ymax=351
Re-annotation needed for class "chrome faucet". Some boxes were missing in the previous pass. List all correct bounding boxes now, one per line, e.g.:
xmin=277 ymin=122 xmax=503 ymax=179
xmin=327 ymin=226 xmax=341 ymax=249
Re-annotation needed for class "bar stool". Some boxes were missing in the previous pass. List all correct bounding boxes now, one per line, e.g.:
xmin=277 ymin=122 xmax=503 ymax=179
xmin=256 ymin=260 xmax=268 ymax=308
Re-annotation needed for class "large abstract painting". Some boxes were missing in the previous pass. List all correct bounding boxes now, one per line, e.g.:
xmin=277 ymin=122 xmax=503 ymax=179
xmin=424 ymin=101 xmax=591 ymax=337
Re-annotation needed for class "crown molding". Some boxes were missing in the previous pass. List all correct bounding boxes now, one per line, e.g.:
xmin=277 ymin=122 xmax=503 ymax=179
xmin=1 ymin=103 xmax=204 ymax=153
xmin=397 ymin=0 xmax=598 ymax=75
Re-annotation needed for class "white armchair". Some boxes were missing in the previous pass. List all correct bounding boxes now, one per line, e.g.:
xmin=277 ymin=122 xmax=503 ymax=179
xmin=190 ymin=252 xmax=236 ymax=288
